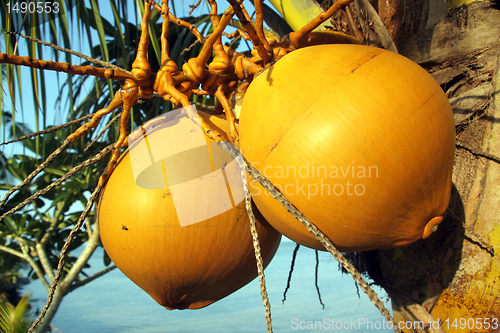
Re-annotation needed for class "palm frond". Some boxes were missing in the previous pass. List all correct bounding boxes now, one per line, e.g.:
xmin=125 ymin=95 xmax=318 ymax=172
xmin=0 ymin=294 xmax=33 ymax=333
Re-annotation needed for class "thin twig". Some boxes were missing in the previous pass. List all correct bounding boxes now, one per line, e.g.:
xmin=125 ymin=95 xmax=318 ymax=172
xmin=448 ymin=210 xmax=495 ymax=256
xmin=84 ymin=112 xmax=121 ymax=152
xmin=5 ymin=31 xmax=132 ymax=75
xmin=464 ymin=231 xmax=496 ymax=256
xmin=282 ymin=243 xmax=300 ymax=304
xmin=218 ymin=141 xmax=400 ymax=332
xmin=0 ymin=144 xmax=113 ymax=221
xmin=182 ymin=30 xmax=244 ymax=56
xmin=181 ymin=39 xmax=201 ymax=55
xmin=27 ymin=185 xmax=102 ymax=333
xmin=189 ymin=0 xmax=203 ymax=15
xmin=67 ymin=265 xmax=117 ymax=292
xmin=456 ymin=142 xmax=500 ymax=164
xmin=0 ymin=113 xmax=95 ymax=147
xmin=315 ymin=250 xmax=325 ymax=309
xmin=145 ymin=1 xmax=207 ymax=44
xmin=228 ymin=34 xmax=242 ymax=49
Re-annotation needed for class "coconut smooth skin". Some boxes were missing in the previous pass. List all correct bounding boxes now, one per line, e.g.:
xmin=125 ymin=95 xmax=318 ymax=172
xmin=239 ymin=44 xmax=456 ymax=252
xmin=98 ymin=112 xmax=281 ymax=310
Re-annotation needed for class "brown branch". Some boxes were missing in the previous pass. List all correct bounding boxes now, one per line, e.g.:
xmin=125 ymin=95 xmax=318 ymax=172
xmin=208 ymin=0 xmax=220 ymax=29
xmin=167 ymin=11 xmax=206 ymax=44
xmin=67 ymin=93 xmax=124 ymax=143
xmin=4 ymin=31 xmax=131 ymax=74
xmin=144 ymin=0 xmax=161 ymax=11
xmin=214 ymin=86 xmax=238 ymax=143
xmin=182 ymin=6 xmax=234 ymax=84
xmin=189 ymin=0 xmax=203 ymax=15
xmin=160 ymin=0 xmax=171 ymax=65
xmin=288 ymin=0 xmax=354 ymax=48
xmin=0 ymin=54 xmax=134 ymax=82
xmin=253 ymin=0 xmax=273 ymax=54
xmin=224 ymin=29 xmax=250 ymax=41
xmin=227 ymin=0 xmax=271 ymax=64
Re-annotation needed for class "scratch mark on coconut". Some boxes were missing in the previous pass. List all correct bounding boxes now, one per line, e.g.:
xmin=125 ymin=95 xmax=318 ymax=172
xmin=271 ymin=140 xmax=280 ymax=152
xmin=350 ymin=53 xmax=381 ymax=73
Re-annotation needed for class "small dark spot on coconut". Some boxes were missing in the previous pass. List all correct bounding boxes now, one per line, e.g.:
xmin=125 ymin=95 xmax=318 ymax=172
xmin=122 ymin=225 xmax=129 ymax=231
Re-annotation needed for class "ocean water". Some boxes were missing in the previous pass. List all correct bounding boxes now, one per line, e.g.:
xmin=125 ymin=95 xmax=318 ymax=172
xmin=24 ymin=241 xmax=394 ymax=332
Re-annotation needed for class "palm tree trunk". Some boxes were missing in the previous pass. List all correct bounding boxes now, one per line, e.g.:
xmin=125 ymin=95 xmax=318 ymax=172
xmin=355 ymin=1 xmax=500 ymax=330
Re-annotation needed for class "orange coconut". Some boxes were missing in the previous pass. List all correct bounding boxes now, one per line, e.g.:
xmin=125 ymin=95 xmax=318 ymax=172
xmin=98 ymin=111 xmax=281 ymax=309
xmin=239 ymin=44 xmax=455 ymax=252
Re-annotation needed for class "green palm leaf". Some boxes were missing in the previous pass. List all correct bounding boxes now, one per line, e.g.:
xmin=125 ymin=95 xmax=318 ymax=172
xmin=0 ymin=294 xmax=33 ymax=333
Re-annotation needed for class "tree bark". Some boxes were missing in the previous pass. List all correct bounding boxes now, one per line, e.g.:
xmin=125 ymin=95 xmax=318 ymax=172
xmin=376 ymin=0 xmax=448 ymax=48
xmin=347 ymin=1 xmax=500 ymax=331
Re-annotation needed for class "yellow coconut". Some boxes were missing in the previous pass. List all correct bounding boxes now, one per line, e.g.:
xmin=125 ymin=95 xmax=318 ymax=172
xmin=98 ymin=111 xmax=281 ymax=309
xmin=239 ymin=44 xmax=455 ymax=252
